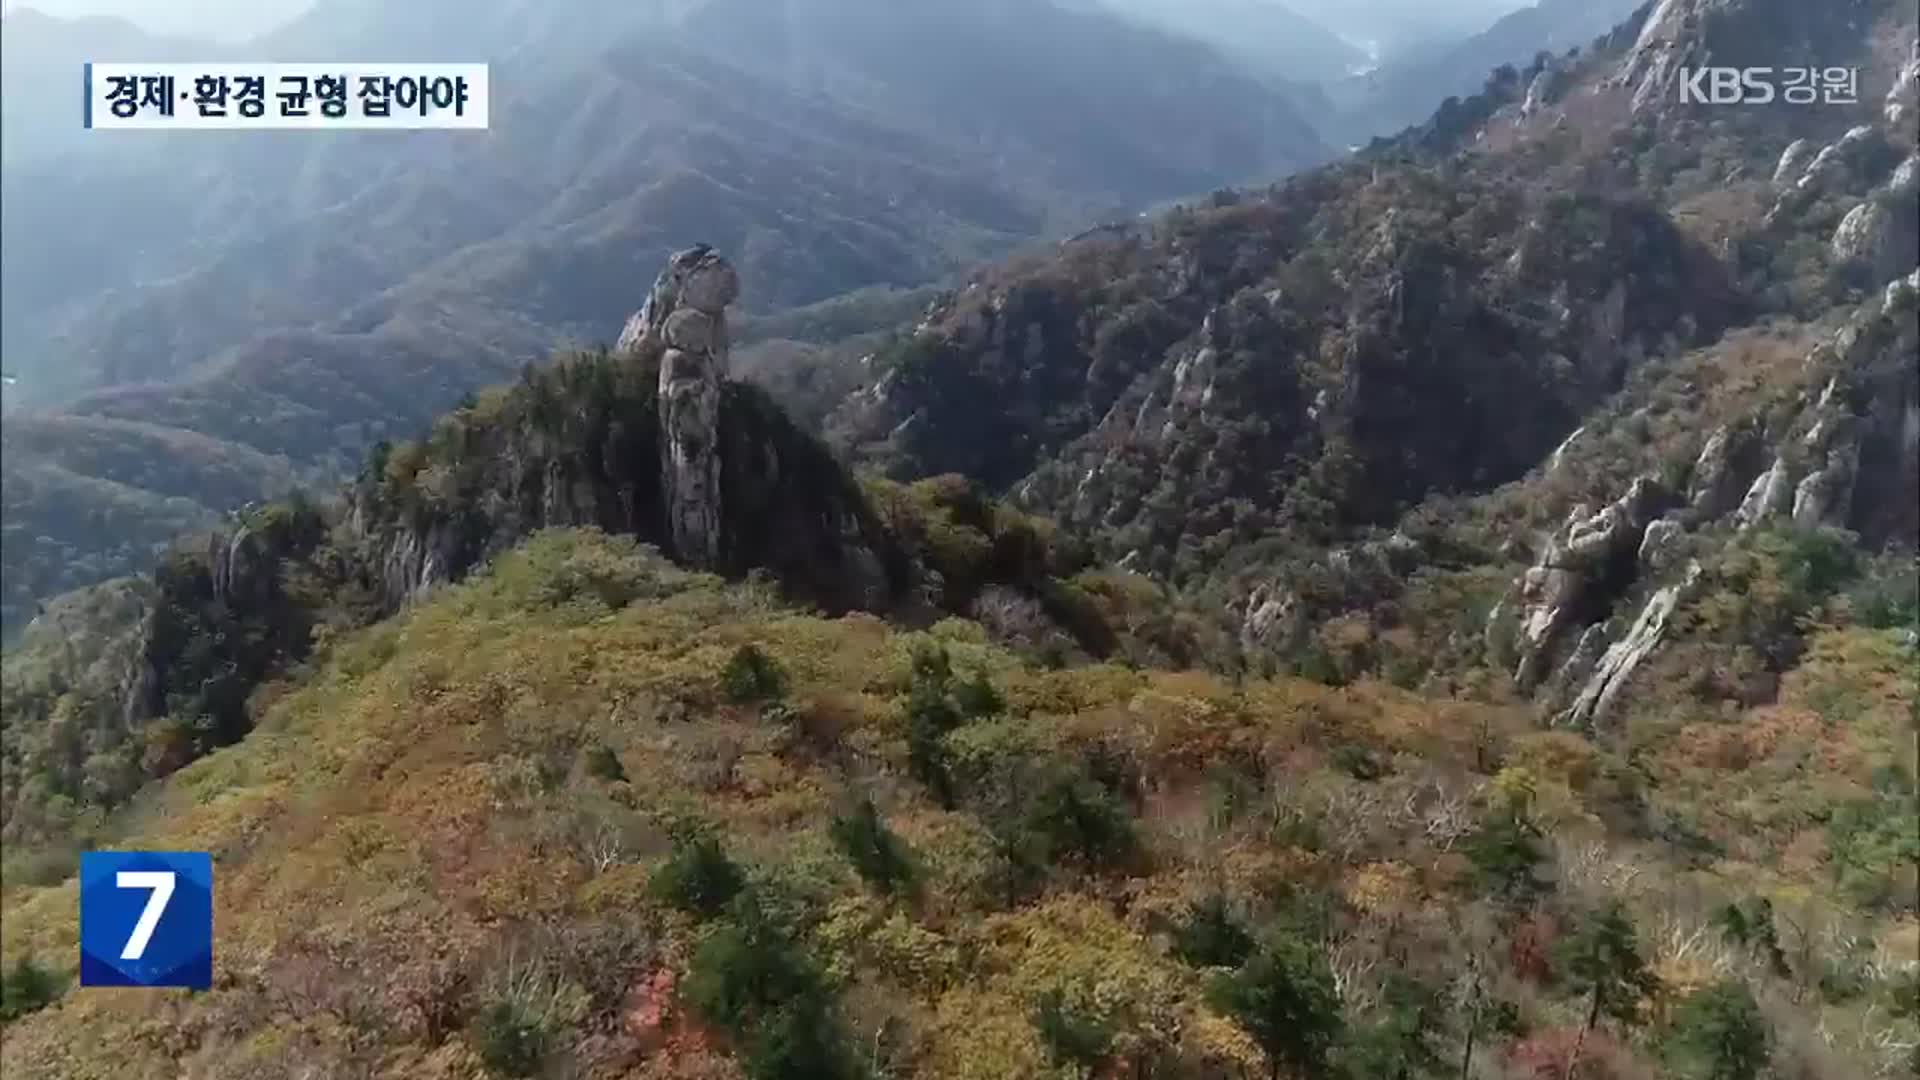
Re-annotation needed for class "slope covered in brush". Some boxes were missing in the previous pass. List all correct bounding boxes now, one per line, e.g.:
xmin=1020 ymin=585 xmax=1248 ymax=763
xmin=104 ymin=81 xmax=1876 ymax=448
xmin=3 ymin=526 xmax=1913 ymax=1079
xmin=2 ymin=332 xmax=1212 ymax=879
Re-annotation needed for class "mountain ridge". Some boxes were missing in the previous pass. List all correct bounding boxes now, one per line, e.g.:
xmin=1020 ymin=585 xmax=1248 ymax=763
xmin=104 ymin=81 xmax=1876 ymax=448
xmin=0 ymin=0 xmax=1333 ymax=633
xmin=817 ymin=0 xmax=1918 ymax=710
xmin=1 ymin=4 xmax=1917 ymax=1076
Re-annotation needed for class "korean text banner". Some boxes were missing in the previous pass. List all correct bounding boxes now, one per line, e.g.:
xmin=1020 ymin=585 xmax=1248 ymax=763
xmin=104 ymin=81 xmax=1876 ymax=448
xmin=84 ymin=63 xmax=490 ymax=130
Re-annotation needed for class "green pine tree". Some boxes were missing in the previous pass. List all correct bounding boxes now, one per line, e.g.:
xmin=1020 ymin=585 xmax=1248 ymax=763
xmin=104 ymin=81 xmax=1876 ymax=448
xmin=1554 ymin=901 xmax=1660 ymax=1079
xmin=829 ymin=796 xmax=916 ymax=897
xmin=1208 ymin=933 xmax=1345 ymax=1080
xmin=1662 ymin=980 xmax=1770 ymax=1080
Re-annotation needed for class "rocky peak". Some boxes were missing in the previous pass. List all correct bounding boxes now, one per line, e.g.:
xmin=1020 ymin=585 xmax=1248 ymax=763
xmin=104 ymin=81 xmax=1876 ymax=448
xmin=1618 ymin=0 xmax=1721 ymax=112
xmin=1686 ymin=419 xmax=1767 ymax=518
xmin=1520 ymin=62 xmax=1571 ymax=118
xmin=1771 ymin=138 xmax=1814 ymax=185
xmin=331 ymin=245 xmax=905 ymax=621
xmin=616 ymin=244 xmax=740 ymax=359
xmin=1619 ymin=0 xmax=1893 ymax=114
xmin=619 ymin=245 xmax=741 ymax=570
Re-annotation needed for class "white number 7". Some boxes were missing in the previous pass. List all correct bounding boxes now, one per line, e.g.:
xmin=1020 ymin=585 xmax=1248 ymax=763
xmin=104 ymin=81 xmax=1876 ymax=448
xmin=115 ymin=871 xmax=176 ymax=961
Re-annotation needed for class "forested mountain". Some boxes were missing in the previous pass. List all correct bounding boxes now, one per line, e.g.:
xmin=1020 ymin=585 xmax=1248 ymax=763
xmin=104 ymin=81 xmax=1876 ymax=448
xmin=829 ymin=0 xmax=1918 ymax=636
xmin=1 ymin=1 xmax=1917 ymax=1078
xmin=0 ymin=0 xmax=1330 ymax=633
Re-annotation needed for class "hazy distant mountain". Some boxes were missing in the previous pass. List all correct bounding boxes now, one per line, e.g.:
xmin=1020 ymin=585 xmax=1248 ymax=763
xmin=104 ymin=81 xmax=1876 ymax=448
xmin=1087 ymin=0 xmax=1366 ymax=84
xmin=679 ymin=0 xmax=1331 ymax=199
xmin=1280 ymin=0 xmax=1527 ymax=60
xmin=0 ymin=0 xmax=1331 ymax=630
xmin=0 ymin=10 xmax=221 ymax=165
xmin=1325 ymin=0 xmax=1647 ymax=143
xmin=3 ymin=0 xmax=1329 ymax=404
xmin=0 ymin=0 xmax=309 ymax=41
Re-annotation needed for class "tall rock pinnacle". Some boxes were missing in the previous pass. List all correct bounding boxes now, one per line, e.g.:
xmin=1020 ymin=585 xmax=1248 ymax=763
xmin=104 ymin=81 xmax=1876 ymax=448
xmin=618 ymin=245 xmax=741 ymax=569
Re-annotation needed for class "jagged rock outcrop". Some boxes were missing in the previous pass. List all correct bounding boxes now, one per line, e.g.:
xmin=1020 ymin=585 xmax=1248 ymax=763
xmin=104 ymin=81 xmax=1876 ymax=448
xmin=207 ymin=527 xmax=254 ymax=606
xmin=1773 ymin=139 xmax=1814 ymax=186
xmin=840 ymin=152 xmax=1736 ymax=591
xmin=326 ymin=248 xmax=916 ymax=620
xmin=1739 ymin=275 xmax=1920 ymax=544
xmin=110 ymin=502 xmax=341 ymax=739
xmin=1832 ymin=200 xmax=1898 ymax=269
xmin=1686 ymin=421 xmax=1766 ymax=519
xmin=1621 ymin=0 xmax=1894 ymax=120
xmin=1561 ymin=560 xmax=1705 ymax=729
xmin=1790 ymin=395 xmax=1863 ymax=528
xmin=1793 ymin=449 xmax=1860 ymax=527
xmin=1494 ymin=269 xmax=1918 ymax=724
xmin=1152 ymin=309 xmax=1227 ymax=443
xmin=1521 ymin=64 xmax=1571 ymax=119
xmin=1239 ymin=583 xmax=1309 ymax=658
xmin=1638 ymin=516 xmax=1685 ymax=571
xmin=1542 ymin=621 xmax=1613 ymax=714
xmin=1547 ymin=425 xmax=1588 ymax=476
xmin=1716 ymin=274 xmax=1916 ymax=537
xmin=1233 ymin=532 xmax=1425 ymax=660
xmin=1512 ymin=476 xmax=1668 ymax=689
xmin=1830 ymin=149 xmax=1920 ymax=284
xmin=618 ymin=245 xmax=741 ymax=570
xmin=1764 ymin=125 xmax=1898 ymax=229
xmin=361 ymin=514 xmax=468 ymax=604
xmin=76 ymin=245 xmax=993 ymax=751
xmin=1888 ymin=155 xmax=1920 ymax=201
xmin=1734 ymin=456 xmax=1794 ymax=530
xmin=1835 ymin=269 xmax=1920 ymax=544
xmin=1617 ymin=0 xmax=1705 ymax=113
xmin=1797 ymin=126 xmax=1878 ymax=194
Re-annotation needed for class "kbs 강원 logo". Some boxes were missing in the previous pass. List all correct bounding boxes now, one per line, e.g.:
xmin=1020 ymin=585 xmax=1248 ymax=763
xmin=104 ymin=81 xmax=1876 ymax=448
xmin=79 ymin=852 xmax=213 ymax=989
xmin=1679 ymin=66 xmax=1860 ymax=106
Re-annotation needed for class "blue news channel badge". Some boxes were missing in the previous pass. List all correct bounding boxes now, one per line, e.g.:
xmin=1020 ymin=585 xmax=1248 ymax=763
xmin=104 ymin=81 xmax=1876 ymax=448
xmin=79 ymin=852 xmax=213 ymax=989
xmin=82 ymin=63 xmax=490 ymax=130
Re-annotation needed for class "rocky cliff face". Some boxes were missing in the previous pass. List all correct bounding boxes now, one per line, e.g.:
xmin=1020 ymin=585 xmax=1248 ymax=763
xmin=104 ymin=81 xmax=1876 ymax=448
xmin=1510 ymin=476 xmax=1672 ymax=692
xmin=836 ymin=171 xmax=1738 ymax=587
xmin=1217 ymin=258 xmax=1915 ymax=715
xmin=618 ymin=244 xmax=741 ymax=571
xmin=1188 ymin=0 xmax=1918 ymax=702
xmin=1497 ymin=268 xmax=1919 ymax=728
xmin=1829 ymin=153 xmax=1920 ymax=283
xmin=1618 ymin=0 xmax=1897 ymax=115
xmin=340 ymin=247 xmax=901 ymax=619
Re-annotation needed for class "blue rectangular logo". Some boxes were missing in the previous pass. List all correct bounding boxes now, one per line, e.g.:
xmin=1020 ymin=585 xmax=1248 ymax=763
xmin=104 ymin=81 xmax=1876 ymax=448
xmin=79 ymin=852 xmax=213 ymax=989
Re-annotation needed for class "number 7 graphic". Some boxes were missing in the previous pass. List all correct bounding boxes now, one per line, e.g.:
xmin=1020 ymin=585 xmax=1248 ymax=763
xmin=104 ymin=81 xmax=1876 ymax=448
xmin=80 ymin=852 xmax=213 ymax=989
xmin=115 ymin=871 xmax=176 ymax=960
